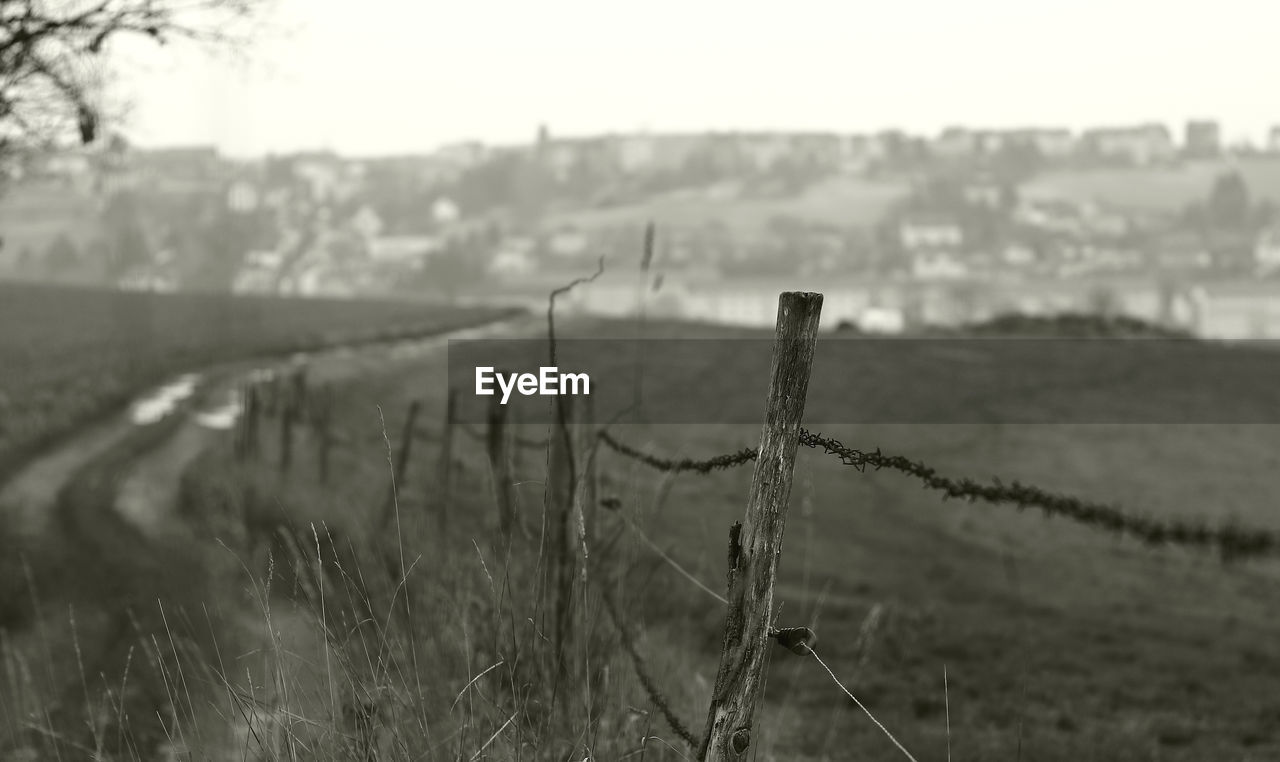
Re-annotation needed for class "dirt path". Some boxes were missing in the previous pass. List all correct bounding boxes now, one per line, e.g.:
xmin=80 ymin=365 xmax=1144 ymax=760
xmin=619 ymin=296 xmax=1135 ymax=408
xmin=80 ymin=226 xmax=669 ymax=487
xmin=0 ymin=313 xmax=541 ymax=760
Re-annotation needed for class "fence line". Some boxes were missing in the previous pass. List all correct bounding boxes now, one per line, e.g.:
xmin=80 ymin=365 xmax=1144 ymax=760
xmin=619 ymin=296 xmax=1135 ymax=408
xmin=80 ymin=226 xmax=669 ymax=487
xmin=599 ymin=585 xmax=701 ymax=751
xmin=597 ymin=427 xmax=1280 ymax=561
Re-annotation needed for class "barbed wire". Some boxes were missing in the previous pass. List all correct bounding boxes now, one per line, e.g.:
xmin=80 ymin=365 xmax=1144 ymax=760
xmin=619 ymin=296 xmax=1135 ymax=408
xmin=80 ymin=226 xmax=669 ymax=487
xmin=599 ymin=586 xmax=701 ymax=751
xmin=596 ymin=427 xmax=1280 ymax=561
xmin=597 ymin=430 xmax=757 ymax=474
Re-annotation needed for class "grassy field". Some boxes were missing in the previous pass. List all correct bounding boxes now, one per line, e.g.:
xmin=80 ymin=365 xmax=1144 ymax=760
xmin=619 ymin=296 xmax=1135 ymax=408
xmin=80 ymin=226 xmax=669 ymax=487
xmin=0 ymin=281 xmax=519 ymax=482
xmin=45 ymin=312 xmax=1269 ymax=761
xmin=1022 ymin=156 xmax=1280 ymax=211
xmin=546 ymin=175 xmax=910 ymax=233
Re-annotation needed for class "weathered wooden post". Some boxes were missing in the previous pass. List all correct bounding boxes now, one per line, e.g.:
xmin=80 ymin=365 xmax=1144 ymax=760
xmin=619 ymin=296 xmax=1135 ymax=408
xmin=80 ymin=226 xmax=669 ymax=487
xmin=315 ymin=384 xmax=334 ymax=484
xmin=579 ymin=394 xmax=599 ymax=547
xmin=235 ymin=383 xmax=251 ymax=460
xmin=279 ymin=390 xmax=295 ymax=474
xmin=291 ymin=365 xmax=309 ymax=420
xmin=379 ymin=399 xmax=422 ymax=530
xmin=486 ymin=392 xmax=516 ymax=540
xmin=436 ymin=388 xmax=458 ymax=546
xmin=263 ymin=373 xmax=279 ymax=418
xmin=247 ymin=382 xmax=262 ymax=458
xmin=698 ymin=291 xmax=823 ymax=762
xmin=541 ymin=394 xmax=579 ymax=683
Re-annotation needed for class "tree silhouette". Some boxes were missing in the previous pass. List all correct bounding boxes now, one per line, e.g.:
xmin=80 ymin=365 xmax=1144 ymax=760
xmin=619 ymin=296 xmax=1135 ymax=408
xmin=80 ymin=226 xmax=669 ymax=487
xmin=1 ymin=1 xmax=265 ymax=157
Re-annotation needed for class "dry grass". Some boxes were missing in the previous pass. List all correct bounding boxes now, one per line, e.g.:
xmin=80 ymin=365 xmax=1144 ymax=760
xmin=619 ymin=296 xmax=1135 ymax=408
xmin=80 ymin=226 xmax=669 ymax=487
xmin=6 ymin=311 xmax=1280 ymax=761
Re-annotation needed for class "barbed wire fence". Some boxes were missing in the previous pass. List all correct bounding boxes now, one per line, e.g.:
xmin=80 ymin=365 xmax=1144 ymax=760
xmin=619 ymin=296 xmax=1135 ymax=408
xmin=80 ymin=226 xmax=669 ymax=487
xmin=429 ymin=280 xmax=1280 ymax=761
xmin=597 ymin=428 xmax=1280 ymax=562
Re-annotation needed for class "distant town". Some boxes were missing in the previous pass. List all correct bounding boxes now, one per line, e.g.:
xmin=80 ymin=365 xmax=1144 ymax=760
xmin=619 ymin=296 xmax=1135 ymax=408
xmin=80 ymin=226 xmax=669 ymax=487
xmin=4 ymin=119 xmax=1280 ymax=335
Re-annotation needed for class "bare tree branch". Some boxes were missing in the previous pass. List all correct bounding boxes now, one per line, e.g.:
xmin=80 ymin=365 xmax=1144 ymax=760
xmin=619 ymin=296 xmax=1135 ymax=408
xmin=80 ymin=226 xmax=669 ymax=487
xmin=0 ymin=0 xmax=269 ymax=152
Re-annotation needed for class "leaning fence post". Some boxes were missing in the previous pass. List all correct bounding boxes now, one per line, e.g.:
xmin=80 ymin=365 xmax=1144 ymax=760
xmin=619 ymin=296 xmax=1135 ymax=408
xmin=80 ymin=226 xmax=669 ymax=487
xmin=541 ymin=394 xmax=580 ymax=684
xmin=235 ymin=383 xmax=249 ymax=460
xmin=486 ymin=392 xmax=516 ymax=540
xmin=436 ymin=388 xmax=458 ymax=546
xmin=279 ymin=390 xmax=295 ymax=474
xmin=247 ymin=382 xmax=261 ymax=458
xmin=315 ymin=384 xmax=334 ymax=484
xmin=698 ymin=291 xmax=823 ymax=762
xmin=579 ymin=394 xmax=599 ymax=547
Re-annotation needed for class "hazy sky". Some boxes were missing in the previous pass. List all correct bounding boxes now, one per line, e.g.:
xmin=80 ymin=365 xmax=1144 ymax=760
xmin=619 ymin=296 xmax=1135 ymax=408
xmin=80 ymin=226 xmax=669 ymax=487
xmin=118 ymin=0 xmax=1279 ymax=158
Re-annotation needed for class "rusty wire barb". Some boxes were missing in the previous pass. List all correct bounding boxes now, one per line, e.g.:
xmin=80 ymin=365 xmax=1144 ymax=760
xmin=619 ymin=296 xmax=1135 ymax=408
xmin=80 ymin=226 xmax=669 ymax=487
xmin=597 ymin=430 xmax=757 ymax=474
xmin=599 ymin=587 xmax=701 ymax=751
xmin=596 ymin=427 xmax=1280 ymax=561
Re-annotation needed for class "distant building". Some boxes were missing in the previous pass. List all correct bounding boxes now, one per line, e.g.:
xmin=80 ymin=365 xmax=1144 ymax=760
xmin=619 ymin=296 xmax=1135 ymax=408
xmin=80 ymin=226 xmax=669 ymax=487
xmin=962 ymin=179 xmax=1005 ymax=209
xmin=738 ymin=133 xmax=792 ymax=172
xmin=432 ymin=197 xmax=461 ymax=225
xmin=930 ymin=127 xmax=1075 ymax=161
xmin=1183 ymin=120 xmax=1222 ymax=158
xmin=489 ymin=238 xmax=537 ymax=279
xmin=225 ymin=179 xmax=260 ymax=213
xmin=1255 ymin=225 xmax=1280 ymax=273
xmin=541 ymin=141 xmax=581 ymax=182
xmin=350 ymin=205 xmax=384 ymax=240
xmin=1001 ymin=128 xmax=1076 ymax=158
xmin=289 ymin=151 xmax=364 ymax=202
xmin=434 ymin=141 xmax=491 ymax=170
xmin=546 ymin=227 xmax=589 ymax=258
xmin=899 ymin=216 xmax=964 ymax=250
xmin=931 ymin=127 xmax=977 ymax=159
xmin=839 ymin=134 xmax=885 ymax=173
xmin=1082 ymin=123 xmax=1176 ymax=165
xmin=649 ymin=134 xmax=702 ymax=172
xmin=614 ymin=134 xmax=657 ymax=174
xmin=911 ymin=251 xmax=969 ymax=280
xmin=133 ymin=145 xmax=222 ymax=191
xmin=788 ymin=133 xmax=843 ymax=168
xmin=368 ymin=235 xmax=442 ymax=268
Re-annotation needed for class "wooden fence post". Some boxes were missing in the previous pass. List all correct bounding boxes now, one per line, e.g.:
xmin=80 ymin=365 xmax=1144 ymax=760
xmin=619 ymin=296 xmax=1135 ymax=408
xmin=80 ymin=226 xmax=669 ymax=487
xmin=698 ymin=291 xmax=823 ymax=762
xmin=291 ymin=365 xmax=309 ymax=418
xmin=379 ymin=400 xmax=422 ymax=530
xmin=247 ymin=382 xmax=261 ymax=458
xmin=235 ymin=383 xmax=251 ymax=460
xmin=264 ymin=373 xmax=279 ymax=418
xmin=315 ymin=384 xmax=334 ymax=484
xmin=486 ymin=392 xmax=516 ymax=541
xmin=279 ymin=390 xmax=295 ymax=474
xmin=541 ymin=394 xmax=580 ymax=684
xmin=579 ymin=394 xmax=599 ymax=547
xmin=436 ymin=388 xmax=458 ymax=546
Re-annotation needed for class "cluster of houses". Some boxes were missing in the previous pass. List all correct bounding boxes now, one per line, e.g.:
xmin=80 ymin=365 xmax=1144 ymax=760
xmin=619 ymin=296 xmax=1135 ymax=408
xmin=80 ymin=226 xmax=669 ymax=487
xmin=8 ymin=116 xmax=1280 ymax=298
xmin=526 ymin=118 xmax=1280 ymax=178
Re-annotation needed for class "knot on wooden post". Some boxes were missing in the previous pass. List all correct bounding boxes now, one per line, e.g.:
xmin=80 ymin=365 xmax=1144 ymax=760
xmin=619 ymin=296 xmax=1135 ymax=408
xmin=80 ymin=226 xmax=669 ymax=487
xmin=729 ymin=727 xmax=751 ymax=756
xmin=769 ymin=626 xmax=818 ymax=655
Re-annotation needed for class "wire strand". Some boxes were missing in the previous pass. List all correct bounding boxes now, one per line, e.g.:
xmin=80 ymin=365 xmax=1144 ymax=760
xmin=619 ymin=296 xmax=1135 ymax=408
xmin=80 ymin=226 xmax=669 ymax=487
xmin=805 ymin=646 xmax=920 ymax=762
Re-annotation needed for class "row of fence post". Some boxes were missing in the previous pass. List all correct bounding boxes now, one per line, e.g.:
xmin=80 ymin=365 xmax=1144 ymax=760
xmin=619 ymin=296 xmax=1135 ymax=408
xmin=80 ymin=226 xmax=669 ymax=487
xmin=234 ymin=366 xmax=335 ymax=484
xmin=226 ymin=290 xmax=821 ymax=762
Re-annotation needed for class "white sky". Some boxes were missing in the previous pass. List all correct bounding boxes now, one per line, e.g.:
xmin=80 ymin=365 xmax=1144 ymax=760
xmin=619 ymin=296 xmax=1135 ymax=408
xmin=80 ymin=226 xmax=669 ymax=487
xmin=117 ymin=0 xmax=1280 ymax=158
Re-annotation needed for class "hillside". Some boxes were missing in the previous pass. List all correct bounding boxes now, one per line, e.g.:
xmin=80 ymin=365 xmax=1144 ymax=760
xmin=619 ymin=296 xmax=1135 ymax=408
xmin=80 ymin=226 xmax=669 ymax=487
xmin=0 ymin=281 xmax=517 ymax=481
xmin=1022 ymin=156 xmax=1280 ymax=211
xmin=545 ymin=175 xmax=911 ymax=233
xmin=132 ymin=315 xmax=1280 ymax=760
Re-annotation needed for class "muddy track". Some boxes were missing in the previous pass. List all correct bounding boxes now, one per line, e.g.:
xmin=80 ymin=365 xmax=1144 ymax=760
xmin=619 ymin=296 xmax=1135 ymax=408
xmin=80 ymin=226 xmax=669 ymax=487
xmin=0 ymin=313 xmax=544 ymax=757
